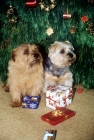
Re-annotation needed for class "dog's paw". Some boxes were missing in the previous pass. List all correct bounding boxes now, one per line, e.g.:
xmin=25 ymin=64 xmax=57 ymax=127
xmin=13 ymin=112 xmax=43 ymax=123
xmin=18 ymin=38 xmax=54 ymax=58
xmin=41 ymin=92 xmax=46 ymax=98
xmin=10 ymin=100 xmax=22 ymax=107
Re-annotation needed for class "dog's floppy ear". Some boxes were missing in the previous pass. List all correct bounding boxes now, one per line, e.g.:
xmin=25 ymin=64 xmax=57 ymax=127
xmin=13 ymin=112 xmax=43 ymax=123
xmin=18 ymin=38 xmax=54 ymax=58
xmin=65 ymin=41 xmax=74 ymax=50
xmin=48 ymin=42 xmax=57 ymax=53
xmin=48 ymin=47 xmax=54 ymax=53
xmin=12 ymin=49 xmax=16 ymax=62
xmin=65 ymin=41 xmax=70 ymax=43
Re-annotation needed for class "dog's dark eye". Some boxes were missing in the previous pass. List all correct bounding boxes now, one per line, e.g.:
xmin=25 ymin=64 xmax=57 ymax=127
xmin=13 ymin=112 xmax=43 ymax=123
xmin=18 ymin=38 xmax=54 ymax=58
xmin=60 ymin=50 xmax=65 ymax=54
xmin=23 ymin=49 xmax=29 ymax=55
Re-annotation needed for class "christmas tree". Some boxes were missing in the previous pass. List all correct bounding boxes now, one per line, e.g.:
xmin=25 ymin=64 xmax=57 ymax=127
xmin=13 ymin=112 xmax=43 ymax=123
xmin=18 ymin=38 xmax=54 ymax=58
xmin=0 ymin=0 xmax=94 ymax=89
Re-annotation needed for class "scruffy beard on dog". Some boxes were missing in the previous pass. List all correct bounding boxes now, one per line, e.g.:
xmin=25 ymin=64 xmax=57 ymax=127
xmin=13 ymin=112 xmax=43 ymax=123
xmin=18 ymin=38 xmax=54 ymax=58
xmin=43 ymin=41 xmax=76 ymax=93
xmin=4 ymin=44 xmax=44 ymax=107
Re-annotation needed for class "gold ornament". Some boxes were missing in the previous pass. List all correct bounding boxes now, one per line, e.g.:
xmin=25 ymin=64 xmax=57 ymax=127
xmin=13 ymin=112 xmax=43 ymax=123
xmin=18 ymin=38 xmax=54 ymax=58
xmin=86 ymin=23 xmax=94 ymax=35
xmin=46 ymin=27 xmax=54 ymax=36
xmin=70 ymin=26 xmax=76 ymax=34
xmin=6 ymin=5 xmax=18 ymax=24
xmin=39 ymin=0 xmax=56 ymax=12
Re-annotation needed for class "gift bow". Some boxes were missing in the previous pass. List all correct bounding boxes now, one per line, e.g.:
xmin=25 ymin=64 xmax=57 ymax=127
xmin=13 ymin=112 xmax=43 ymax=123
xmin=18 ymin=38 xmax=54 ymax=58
xmin=52 ymin=110 xmax=64 ymax=117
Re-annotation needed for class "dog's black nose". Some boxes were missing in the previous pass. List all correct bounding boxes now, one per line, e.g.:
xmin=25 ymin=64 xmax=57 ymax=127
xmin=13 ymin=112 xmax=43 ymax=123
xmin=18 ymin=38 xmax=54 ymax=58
xmin=67 ymin=52 xmax=73 ymax=58
xmin=34 ymin=53 xmax=39 ymax=58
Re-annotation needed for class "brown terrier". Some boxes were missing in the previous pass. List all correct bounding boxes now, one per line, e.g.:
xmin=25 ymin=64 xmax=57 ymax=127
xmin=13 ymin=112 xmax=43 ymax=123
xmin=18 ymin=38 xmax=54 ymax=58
xmin=4 ymin=44 xmax=44 ymax=107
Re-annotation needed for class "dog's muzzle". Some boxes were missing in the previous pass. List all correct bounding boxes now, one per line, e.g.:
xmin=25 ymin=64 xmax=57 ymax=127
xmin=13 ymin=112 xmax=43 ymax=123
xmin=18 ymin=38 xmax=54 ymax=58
xmin=67 ymin=52 xmax=73 ymax=58
xmin=67 ymin=52 xmax=76 ymax=63
xmin=34 ymin=53 xmax=39 ymax=59
xmin=29 ymin=53 xmax=41 ymax=68
xmin=33 ymin=53 xmax=41 ymax=62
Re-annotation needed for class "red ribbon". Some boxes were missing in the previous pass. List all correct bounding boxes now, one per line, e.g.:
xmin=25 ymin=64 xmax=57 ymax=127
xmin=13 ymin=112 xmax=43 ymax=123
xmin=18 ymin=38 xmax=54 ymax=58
xmin=26 ymin=0 xmax=37 ymax=8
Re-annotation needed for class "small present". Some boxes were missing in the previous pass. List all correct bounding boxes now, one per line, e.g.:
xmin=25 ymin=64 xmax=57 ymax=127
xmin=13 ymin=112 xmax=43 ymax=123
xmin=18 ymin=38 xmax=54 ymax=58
xmin=46 ymin=85 xmax=73 ymax=109
xmin=41 ymin=108 xmax=76 ymax=126
xmin=22 ymin=95 xmax=40 ymax=109
xmin=43 ymin=130 xmax=57 ymax=140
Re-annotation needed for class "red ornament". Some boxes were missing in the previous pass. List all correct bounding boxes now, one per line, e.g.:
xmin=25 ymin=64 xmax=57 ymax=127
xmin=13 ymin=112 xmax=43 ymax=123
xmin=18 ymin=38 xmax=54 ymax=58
xmin=26 ymin=0 xmax=37 ymax=8
xmin=77 ymin=88 xmax=83 ymax=93
xmin=81 ymin=15 xmax=88 ymax=23
xmin=63 ymin=12 xmax=71 ymax=20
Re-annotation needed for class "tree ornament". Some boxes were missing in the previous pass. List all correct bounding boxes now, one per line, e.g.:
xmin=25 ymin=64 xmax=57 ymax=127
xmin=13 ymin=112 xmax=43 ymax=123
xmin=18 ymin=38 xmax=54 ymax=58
xmin=63 ymin=7 xmax=71 ymax=20
xmin=6 ymin=5 xmax=18 ymax=24
xmin=70 ymin=26 xmax=76 ymax=34
xmin=39 ymin=0 xmax=56 ymax=12
xmin=86 ymin=23 xmax=94 ymax=36
xmin=0 ymin=38 xmax=11 ymax=50
xmin=88 ymin=0 xmax=94 ymax=3
xmin=26 ymin=0 xmax=37 ymax=8
xmin=77 ymin=88 xmax=83 ymax=93
xmin=76 ymin=85 xmax=83 ymax=93
xmin=46 ymin=27 xmax=54 ymax=36
xmin=81 ymin=15 xmax=88 ymax=23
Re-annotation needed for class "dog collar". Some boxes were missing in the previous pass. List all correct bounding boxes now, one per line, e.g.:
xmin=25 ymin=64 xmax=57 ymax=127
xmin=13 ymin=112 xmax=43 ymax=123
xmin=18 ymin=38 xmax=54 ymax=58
xmin=45 ymin=57 xmax=70 ymax=77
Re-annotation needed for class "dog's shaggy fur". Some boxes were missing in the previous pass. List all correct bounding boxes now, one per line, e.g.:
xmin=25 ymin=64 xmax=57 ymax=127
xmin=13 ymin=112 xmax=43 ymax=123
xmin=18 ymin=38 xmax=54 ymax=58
xmin=43 ymin=41 xmax=76 ymax=93
xmin=4 ymin=44 xmax=44 ymax=107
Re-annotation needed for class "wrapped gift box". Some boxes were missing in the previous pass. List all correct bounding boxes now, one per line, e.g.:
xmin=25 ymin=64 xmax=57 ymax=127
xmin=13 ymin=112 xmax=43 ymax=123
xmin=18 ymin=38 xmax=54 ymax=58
xmin=41 ymin=108 xmax=76 ymax=126
xmin=22 ymin=95 xmax=40 ymax=109
xmin=46 ymin=85 xmax=73 ymax=109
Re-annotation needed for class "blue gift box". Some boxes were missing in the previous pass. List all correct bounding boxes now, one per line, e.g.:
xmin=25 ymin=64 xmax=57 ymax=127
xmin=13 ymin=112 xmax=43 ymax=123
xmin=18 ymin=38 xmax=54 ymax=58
xmin=22 ymin=95 xmax=40 ymax=109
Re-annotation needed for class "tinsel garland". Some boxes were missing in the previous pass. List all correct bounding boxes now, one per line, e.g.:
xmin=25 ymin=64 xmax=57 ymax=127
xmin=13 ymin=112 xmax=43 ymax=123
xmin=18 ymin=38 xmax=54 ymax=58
xmin=39 ymin=0 xmax=56 ymax=11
